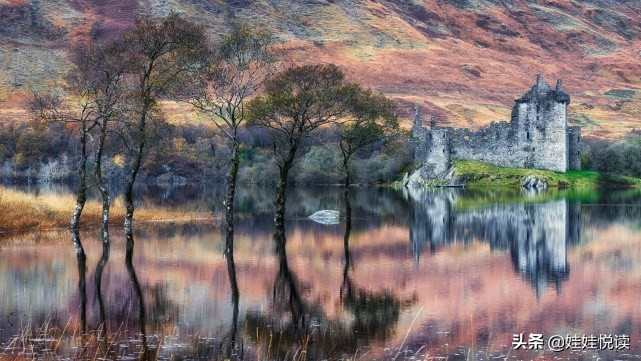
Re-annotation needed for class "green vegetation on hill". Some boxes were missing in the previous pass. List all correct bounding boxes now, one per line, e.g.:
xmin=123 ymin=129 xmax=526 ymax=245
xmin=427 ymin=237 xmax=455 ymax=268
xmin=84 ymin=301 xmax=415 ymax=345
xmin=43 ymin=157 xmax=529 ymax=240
xmin=453 ymin=160 xmax=641 ymax=189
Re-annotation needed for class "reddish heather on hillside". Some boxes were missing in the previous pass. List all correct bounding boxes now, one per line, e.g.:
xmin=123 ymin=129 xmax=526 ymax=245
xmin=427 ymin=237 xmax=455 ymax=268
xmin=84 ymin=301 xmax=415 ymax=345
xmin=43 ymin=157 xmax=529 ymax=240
xmin=1 ymin=0 xmax=641 ymax=138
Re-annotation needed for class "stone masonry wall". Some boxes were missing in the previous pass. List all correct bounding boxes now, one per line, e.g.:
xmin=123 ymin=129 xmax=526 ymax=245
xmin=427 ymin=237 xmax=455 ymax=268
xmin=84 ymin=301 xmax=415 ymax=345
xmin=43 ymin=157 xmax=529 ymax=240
xmin=530 ymin=99 xmax=568 ymax=172
xmin=411 ymin=75 xmax=578 ymax=175
xmin=447 ymin=121 xmax=530 ymax=169
xmin=567 ymin=126 xmax=581 ymax=170
xmin=421 ymin=128 xmax=450 ymax=175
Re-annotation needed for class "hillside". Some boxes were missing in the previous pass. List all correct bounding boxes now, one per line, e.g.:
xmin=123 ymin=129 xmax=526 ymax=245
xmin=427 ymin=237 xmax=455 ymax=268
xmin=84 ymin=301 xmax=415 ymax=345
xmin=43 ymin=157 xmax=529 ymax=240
xmin=2 ymin=0 xmax=641 ymax=137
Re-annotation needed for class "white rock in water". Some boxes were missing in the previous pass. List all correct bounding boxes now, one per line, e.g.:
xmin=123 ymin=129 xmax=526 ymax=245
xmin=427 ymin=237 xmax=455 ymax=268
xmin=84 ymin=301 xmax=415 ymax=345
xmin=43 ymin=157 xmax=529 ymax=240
xmin=521 ymin=175 xmax=547 ymax=190
xmin=308 ymin=210 xmax=343 ymax=225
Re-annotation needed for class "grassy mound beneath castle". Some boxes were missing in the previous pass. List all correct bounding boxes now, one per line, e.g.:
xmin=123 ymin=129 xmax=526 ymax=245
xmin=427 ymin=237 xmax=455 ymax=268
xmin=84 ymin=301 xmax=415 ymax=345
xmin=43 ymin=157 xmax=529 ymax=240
xmin=453 ymin=160 xmax=641 ymax=189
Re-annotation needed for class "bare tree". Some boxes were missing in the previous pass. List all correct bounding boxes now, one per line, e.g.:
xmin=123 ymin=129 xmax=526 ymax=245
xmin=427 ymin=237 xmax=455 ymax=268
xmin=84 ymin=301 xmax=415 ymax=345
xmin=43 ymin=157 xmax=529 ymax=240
xmin=246 ymin=64 xmax=353 ymax=228
xmin=67 ymin=40 xmax=128 ymax=262
xmin=191 ymin=25 xmax=277 ymax=258
xmin=119 ymin=13 xmax=209 ymax=260
xmin=338 ymin=87 xmax=399 ymax=197
xmin=27 ymin=93 xmax=96 ymax=259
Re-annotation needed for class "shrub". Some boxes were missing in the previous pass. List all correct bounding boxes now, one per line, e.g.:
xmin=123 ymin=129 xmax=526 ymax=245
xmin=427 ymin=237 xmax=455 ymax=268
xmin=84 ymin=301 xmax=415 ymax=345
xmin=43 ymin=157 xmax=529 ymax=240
xmin=295 ymin=146 xmax=341 ymax=184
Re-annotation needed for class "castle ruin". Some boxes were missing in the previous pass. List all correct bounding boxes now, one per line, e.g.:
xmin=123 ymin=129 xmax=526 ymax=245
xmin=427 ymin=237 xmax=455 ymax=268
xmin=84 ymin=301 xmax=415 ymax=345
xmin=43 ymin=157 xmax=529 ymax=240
xmin=411 ymin=75 xmax=581 ymax=176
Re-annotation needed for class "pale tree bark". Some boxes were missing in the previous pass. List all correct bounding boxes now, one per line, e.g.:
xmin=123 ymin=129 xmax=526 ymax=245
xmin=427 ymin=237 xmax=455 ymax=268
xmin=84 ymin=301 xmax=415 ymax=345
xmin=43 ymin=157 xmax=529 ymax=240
xmin=121 ymin=14 xmax=209 ymax=259
xmin=124 ymin=111 xmax=147 ymax=261
xmin=27 ymin=93 xmax=95 ymax=258
xmin=70 ymin=119 xmax=90 ymax=258
xmin=190 ymin=25 xmax=276 ymax=259
xmin=94 ymin=117 xmax=111 ymax=258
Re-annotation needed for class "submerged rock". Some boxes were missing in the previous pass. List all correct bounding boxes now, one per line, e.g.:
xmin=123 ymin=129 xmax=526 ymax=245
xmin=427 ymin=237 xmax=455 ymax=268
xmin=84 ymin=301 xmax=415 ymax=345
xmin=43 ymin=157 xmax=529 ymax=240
xmin=308 ymin=210 xmax=343 ymax=225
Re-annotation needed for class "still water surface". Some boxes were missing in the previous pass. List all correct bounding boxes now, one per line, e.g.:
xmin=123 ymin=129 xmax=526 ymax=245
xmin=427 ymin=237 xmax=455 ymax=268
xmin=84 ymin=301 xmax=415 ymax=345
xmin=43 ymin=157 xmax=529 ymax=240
xmin=1 ymin=185 xmax=641 ymax=360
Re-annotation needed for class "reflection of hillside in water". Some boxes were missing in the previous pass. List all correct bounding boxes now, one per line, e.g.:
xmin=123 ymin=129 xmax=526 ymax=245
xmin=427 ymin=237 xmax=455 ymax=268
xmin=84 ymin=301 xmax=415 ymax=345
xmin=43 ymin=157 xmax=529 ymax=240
xmin=406 ymin=188 xmax=581 ymax=296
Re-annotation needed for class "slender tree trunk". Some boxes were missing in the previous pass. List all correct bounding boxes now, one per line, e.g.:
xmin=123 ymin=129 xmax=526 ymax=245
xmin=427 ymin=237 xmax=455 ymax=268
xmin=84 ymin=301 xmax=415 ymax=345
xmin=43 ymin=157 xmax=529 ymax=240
xmin=93 ymin=119 xmax=110 ymax=336
xmin=222 ymin=137 xmax=241 ymax=357
xmin=274 ymin=145 xmax=298 ymax=230
xmin=125 ymin=115 xmax=147 ymax=263
xmin=70 ymin=122 xmax=89 ymax=257
xmin=224 ymin=140 xmax=240 ymax=257
xmin=94 ymin=119 xmax=110 ymax=257
xmin=343 ymin=159 xmax=351 ymax=199
xmin=71 ymin=123 xmax=89 ymax=340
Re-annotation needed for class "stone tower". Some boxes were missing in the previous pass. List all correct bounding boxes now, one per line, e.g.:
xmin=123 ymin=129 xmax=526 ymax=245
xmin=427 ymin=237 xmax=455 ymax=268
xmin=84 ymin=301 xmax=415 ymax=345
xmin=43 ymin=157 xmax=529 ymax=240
xmin=511 ymin=74 xmax=571 ymax=172
xmin=408 ymin=74 xmax=580 ymax=180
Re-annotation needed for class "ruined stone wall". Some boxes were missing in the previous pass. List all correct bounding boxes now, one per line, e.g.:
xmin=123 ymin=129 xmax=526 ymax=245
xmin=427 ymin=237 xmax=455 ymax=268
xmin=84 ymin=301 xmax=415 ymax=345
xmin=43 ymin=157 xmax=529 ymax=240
xmin=410 ymin=124 xmax=429 ymax=163
xmin=567 ymin=126 xmax=581 ymax=170
xmin=411 ymin=76 xmax=578 ymax=175
xmin=530 ymin=100 xmax=568 ymax=172
xmin=420 ymin=128 xmax=450 ymax=175
xmin=448 ymin=121 xmax=531 ymax=169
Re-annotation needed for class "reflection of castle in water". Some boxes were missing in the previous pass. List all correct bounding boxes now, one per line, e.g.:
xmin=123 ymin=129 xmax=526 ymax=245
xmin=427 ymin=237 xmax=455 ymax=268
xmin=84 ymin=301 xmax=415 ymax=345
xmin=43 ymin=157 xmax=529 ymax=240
xmin=406 ymin=189 xmax=581 ymax=296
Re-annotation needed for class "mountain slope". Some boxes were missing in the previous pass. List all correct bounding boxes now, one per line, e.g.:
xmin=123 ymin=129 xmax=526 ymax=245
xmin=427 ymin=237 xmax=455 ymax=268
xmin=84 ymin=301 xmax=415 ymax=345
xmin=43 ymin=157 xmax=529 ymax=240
xmin=2 ymin=0 xmax=641 ymax=137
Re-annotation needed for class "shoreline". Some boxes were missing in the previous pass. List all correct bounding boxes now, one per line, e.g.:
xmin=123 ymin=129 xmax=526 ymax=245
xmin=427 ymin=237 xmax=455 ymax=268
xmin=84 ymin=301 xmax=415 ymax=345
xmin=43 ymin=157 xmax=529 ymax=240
xmin=0 ymin=186 xmax=221 ymax=235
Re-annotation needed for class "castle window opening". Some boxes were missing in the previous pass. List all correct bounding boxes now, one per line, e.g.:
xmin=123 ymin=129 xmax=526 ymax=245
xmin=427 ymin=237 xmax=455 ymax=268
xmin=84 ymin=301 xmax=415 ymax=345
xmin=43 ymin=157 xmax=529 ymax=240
xmin=526 ymin=131 xmax=530 ymax=140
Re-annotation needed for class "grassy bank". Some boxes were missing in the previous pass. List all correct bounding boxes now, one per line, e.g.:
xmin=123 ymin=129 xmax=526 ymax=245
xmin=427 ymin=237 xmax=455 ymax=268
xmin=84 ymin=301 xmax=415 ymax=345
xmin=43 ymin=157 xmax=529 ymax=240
xmin=0 ymin=187 xmax=218 ymax=234
xmin=453 ymin=160 xmax=641 ymax=188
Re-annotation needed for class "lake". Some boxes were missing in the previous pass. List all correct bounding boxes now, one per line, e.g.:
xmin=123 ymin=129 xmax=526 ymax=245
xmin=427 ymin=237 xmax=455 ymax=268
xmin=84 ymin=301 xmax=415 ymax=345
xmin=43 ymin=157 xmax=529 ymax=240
xmin=1 ymin=185 xmax=641 ymax=360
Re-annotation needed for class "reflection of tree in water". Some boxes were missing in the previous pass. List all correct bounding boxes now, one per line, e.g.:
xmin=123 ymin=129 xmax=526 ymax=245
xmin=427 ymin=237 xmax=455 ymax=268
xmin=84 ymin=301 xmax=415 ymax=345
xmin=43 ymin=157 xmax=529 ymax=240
xmin=252 ymin=225 xmax=307 ymax=336
xmin=242 ymin=225 xmax=311 ymax=359
xmin=222 ymin=237 xmax=242 ymax=359
xmin=273 ymin=227 xmax=307 ymax=331
xmin=94 ymin=237 xmax=109 ymax=333
xmin=406 ymin=188 xmax=581 ymax=296
xmin=125 ymin=248 xmax=152 ymax=360
xmin=75 ymin=242 xmax=88 ymax=345
xmin=241 ymin=196 xmax=414 ymax=359
xmin=232 ymin=185 xmax=408 ymax=221
xmin=341 ymin=195 xmax=416 ymax=342
xmin=582 ymin=190 xmax=641 ymax=228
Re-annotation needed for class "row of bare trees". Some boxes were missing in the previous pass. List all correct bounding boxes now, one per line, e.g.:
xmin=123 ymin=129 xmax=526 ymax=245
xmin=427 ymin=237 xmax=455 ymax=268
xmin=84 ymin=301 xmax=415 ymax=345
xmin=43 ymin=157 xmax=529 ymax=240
xmin=26 ymin=14 xmax=400 ymax=357
xmin=27 ymin=12 xmax=399 ymax=276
